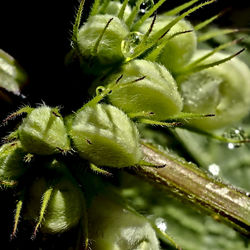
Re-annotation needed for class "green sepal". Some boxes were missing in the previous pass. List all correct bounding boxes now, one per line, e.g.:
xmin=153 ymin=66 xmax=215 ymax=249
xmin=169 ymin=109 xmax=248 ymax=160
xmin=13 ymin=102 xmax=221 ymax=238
xmin=107 ymin=59 xmax=183 ymax=121
xmin=88 ymin=190 xmax=160 ymax=250
xmin=2 ymin=106 xmax=33 ymax=126
xmin=25 ymin=160 xmax=85 ymax=235
xmin=71 ymin=0 xmax=85 ymax=50
xmin=126 ymin=0 xmax=144 ymax=28
xmin=194 ymin=8 xmax=230 ymax=31
xmin=90 ymin=163 xmax=113 ymax=176
xmin=178 ymin=50 xmax=250 ymax=130
xmin=138 ymin=14 xmax=197 ymax=73
xmin=138 ymin=118 xmax=182 ymax=128
xmin=77 ymin=14 xmax=129 ymax=75
xmin=127 ymin=0 xmax=214 ymax=63
xmin=165 ymin=0 xmax=201 ymax=16
xmin=70 ymin=103 xmax=142 ymax=168
xmin=18 ymin=106 xmax=71 ymax=155
xmin=89 ymin=0 xmax=101 ymax=17
xmin=117 ymin=0 xmax=129 ymax=20
xmin=32 ymin=186 xmax=53 ymax=238
xmin=0 ymin=141 xmax=27 ymax=186
xmin=179 ymin=38 xmax=245 ymax=75
xmin=132 ymin=0 xmax=169 ymax=31
xmin=11 ymin=198 xmax=24 ymax=239
xmin=198 ymin=28 xmax=241 ymax=43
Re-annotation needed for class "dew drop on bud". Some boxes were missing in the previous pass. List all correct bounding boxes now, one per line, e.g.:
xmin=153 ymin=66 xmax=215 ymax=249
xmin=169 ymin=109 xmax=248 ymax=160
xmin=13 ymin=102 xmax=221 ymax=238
xmin=222 ymin=127 xmax=246 ymax=149
xmin=227 ymin=143 xmax=235 ymax=150
xmin=155 ymin=217 xmax=168 ymax=233
xmin=140 ymin=0 xmax=154 ymax=14
xmin=208 ymin=163 xmax=220 ymax=176
xmin=121 ymin=32 xmax=144 ymax=58
xmin=96 ymin=86 xmax=106 ymax=95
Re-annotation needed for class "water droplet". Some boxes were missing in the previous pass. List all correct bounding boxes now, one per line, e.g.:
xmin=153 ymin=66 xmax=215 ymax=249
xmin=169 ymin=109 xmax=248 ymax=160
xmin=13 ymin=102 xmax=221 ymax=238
xmin=222 ymin=127 xmax=246 ymax=149
xmin=96 ymin=86 xmax=106 ymax=95
xmin=20 ymin=94 xmax=26 ymax=99
xmin=228 ymin=143 xmax=235 ymax=149
xmin=140 ymin=0 xmax=154 ymax=14
xmin=155 ymin=217 xmax=167 ymax=233
xmin=208 ymin=163 xmax=220 ymax=176
xmin=121 ymin=32 xmax=143 ymax=58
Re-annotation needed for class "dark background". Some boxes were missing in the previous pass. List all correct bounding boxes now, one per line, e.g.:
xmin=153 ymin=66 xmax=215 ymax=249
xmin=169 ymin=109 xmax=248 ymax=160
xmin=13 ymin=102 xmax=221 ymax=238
xmin=0 ymin=0 xmax=249 ymax=249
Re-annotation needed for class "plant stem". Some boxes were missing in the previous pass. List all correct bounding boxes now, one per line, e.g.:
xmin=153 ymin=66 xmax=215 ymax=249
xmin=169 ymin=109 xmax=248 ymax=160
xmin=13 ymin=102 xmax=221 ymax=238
xmin=130 ymin=142 xmax=250 ymax=236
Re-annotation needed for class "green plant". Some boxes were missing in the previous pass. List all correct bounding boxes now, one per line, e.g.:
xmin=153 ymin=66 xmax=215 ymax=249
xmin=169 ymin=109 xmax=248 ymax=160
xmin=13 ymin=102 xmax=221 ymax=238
xmin=178 ymin=50 xmax=250 ymax=130
xmin=24 ymin=160 xmax=85 ymax=235
xmin=106 ymin=59 xmax=183 ymax=120
xmin=138 ymin=14 xmax=197 ymax=73
xmin=69 ymin=103 xmax=142 ymax=167
xmin=16 ymin=106 xmax=70 ymax=155
xmin=0 ymin=49 xmax=27 ymax=103
xmin=87 ymin=187 xmax=160 ymax=249
xmin=1 ymin=0 xmax=250 ymax=249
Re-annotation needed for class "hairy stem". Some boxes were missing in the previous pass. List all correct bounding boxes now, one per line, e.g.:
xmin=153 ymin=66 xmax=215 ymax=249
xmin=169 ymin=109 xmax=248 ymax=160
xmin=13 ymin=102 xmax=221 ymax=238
xmin=130 ymin=142 xmax=250 ymax=236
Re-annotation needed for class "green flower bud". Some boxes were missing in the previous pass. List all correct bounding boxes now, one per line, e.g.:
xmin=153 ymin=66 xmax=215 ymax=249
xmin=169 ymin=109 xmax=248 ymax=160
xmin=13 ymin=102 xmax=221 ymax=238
xmin=88 ymin=194 xmax=160 ymax=250
xmin=178 ymin=50 xmax=250 ymax=130
xmin=139 ymin=15 xmax=197 ymax=73
xmin=0 ymin=142 xmax=26 ymax=184
xmin=18 ymin=106 xmax=70 ymax=155
xmin=70 ymin=103 xmax=142 ymax=167
xmin=107 ymin=59 xmax=183 ymax=120
xmin=78 ymin=14 xmax=129 ymax=74
xmin=0 ymin=49 xmax=27 ymax=99
xmin=103 ymin=1 xmax=131 ymax=20
xmin=25 ymin=161 xmax=84 ymax=234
